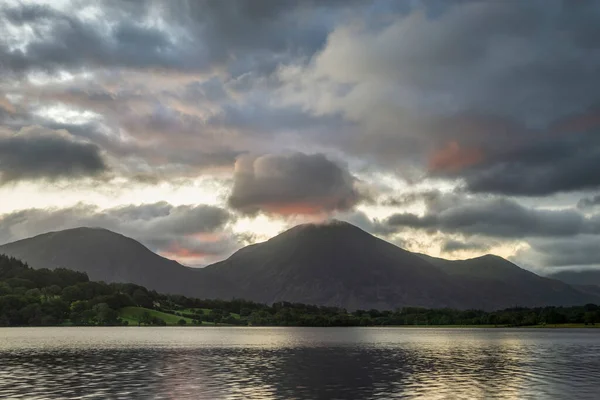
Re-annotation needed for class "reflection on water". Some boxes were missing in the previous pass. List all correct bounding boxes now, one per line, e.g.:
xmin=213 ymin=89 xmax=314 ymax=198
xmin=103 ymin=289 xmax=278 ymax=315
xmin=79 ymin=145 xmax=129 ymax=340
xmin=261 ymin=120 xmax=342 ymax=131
xmin=0 ymin=327 xmax=598 ymax=399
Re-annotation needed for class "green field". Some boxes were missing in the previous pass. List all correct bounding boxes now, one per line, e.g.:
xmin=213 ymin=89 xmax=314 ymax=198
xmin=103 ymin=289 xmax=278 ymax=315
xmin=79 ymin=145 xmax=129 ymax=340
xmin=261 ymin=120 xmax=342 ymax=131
xmin=119 ymin=307 xmax=202 ymax=326
xmin=181 ymin=308 xmax=241 ymax=319
xmin=529 ymin=323 xmax=600 ymax=329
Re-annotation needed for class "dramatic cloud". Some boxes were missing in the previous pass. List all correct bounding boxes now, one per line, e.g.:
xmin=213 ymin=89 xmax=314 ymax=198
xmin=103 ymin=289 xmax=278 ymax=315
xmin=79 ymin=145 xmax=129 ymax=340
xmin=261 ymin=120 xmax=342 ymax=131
xmin=0 ymin=126 xmax=107 ymax=184
xmin=385 ymin=196 xmax=600 ymax=238
xmin=2 ymin=0 xmax=600 ymax=272
xmin=513 ymin=236 xmax=600 ymax=270
xmin=228 ymin=153 xmax=364 ymax=216
xmin=0 ymin=1 xmax=359 ymax=77
xmin=432 ymin=122 xmax=600 ymax=196
xmin=0 ymin=3 xmax=183 ymax=75
xmin=0 ymin=202 xmax=235 ymax=265
xmin=278 ymin=1 xmax=600 ymax=194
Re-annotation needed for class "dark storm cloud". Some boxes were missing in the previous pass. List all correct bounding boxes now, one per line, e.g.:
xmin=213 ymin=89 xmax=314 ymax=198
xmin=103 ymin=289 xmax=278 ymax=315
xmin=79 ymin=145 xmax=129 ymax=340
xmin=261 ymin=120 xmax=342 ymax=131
xmin=16 ymin=114 xmax=241 ymax=180
xmin=228 ymin=152 xmax=364 ymax=216
xmin=0 ymin=126 xmax=107 ymax=184
xmin=430 ymin=118 xmax=600 ymax=196
xmin=0 ymin=0 xmax=361 ymax=77
xmin=441 ymin=239 xmax=491 ymax=253
xmin=161 ymin=0 xmax=369 ymax=76
xmin=0 ymin=202 xmax=236 ymax=264
xmin=385 ymin=196 xmax=600 ymax=238
xmin=0 ymin=3 xmax=183 ymax=75
xmin=280 ymin=0 xmax=600 ymax=195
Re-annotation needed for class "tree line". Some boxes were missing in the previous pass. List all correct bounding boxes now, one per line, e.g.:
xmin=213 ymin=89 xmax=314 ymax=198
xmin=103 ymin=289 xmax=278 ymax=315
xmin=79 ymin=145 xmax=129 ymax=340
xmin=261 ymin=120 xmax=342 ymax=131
xmin=1 ymin=254 xmax=599 ymax=327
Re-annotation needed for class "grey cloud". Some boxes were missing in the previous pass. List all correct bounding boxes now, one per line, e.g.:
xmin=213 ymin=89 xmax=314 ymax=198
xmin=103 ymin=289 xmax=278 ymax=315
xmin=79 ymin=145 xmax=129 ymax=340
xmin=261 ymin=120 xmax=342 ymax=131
xmin=332 ymin=210 xmax=393 ymax=236
xmin=228 ymin=152 xmax=364 ymax=215
xmin=4 ymin=83 xmax=243 ymax=181
xmin=441 ymin=239 xmax=491 ymax=253
xmin=163 ymin=0 xmax=362 ymax=76
xmin=578 ymin=195 xmax=600 ymax=209
xmin=513 ymin=235 xmax=600 ymax=269
xmin=0 ymin=3 xmax=185 ymax=75
xmin=0 ymin=126 xmax=107 ymax=184
xmin=278 ymin=1 xmax=600 ymax=194
xmin=49 ymin=120 xmax=241 ymax=174
xmin=443 ymin=124 xmax=600 ymax=196
xmin=0 ymin=0 xmax=358 ymax=77
xmin=379 ymin=190 xmax=442 ymax=208
xmin=385 ymin=196 xmax=600 ymax=238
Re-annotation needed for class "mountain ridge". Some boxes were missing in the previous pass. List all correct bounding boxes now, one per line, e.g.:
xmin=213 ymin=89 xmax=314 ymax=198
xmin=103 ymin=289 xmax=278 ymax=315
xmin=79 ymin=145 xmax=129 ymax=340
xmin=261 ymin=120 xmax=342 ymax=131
xmin=1 ymin=222 xmax=598 ymax=310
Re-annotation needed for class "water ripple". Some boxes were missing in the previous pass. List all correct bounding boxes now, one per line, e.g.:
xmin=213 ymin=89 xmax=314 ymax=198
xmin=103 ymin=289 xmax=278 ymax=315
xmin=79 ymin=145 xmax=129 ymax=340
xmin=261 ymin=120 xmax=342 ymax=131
xmin=0 ymin=327 xmax=598 ymax=399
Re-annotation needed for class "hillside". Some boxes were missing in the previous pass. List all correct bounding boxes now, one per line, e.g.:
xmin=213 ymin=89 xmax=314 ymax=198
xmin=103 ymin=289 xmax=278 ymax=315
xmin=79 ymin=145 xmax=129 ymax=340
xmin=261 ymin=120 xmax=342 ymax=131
xmin=1 ymin=222 xmax=599 ymax=310
xmin=204 ymin=220 xmax=470 ymax=310
xmin=0 ymin=228 xmax=234 ymax=299
xmin=548 ymin=270 xmax=600 ymax=287
xmin=2 ymin=253 xmax=598 ymax=328
xmin=419 ymin=254 xmax=595 ymax=309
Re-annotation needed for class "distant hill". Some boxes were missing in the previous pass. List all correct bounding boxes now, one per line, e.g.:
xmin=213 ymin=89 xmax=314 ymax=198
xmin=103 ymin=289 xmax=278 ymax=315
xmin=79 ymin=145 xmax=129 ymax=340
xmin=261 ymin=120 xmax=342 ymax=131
xmin=1 ymin=222 xmax=598 ymax=310
xmin=419 ymin=254 xmax=594 ymax=309
xmin=0 ymin=227 xmax=234 ymax=299
xmin=548 ymin=270 xmax=600 ymax=287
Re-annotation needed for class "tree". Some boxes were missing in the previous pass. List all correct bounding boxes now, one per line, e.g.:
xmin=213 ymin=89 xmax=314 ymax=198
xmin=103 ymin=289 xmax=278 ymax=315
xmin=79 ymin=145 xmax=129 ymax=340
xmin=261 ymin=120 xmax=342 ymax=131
xmin=240 ymin=308 xmax=252 ymax=317
xmin=210 ymin=309 xmax=228 ymax=324
xmin=140 ymin=311 xmax=152 ymax=326
xmin=70 ymin=300 xmax=91 ymax=325
xmin=44 ymin=285 xmax=62 ymax=297
xmin=93 ymin=303 xmax=119 ymax=326
xmin=20 ymin=303 xmax=43 ymax=325
xmin=42 ymin=298 xmax=70 ymax=322
xmin=61 ymin=285 xmax=84 ymax=303
xmin=25 ymin=288 xmax=42 ymax=298
xmin=584 ymin=312 xmax=597 ymax=325
xmin=133 ymin=289 xmax=153 ymax=308
xmin=177 ymin=318 xmax=187 ymax=326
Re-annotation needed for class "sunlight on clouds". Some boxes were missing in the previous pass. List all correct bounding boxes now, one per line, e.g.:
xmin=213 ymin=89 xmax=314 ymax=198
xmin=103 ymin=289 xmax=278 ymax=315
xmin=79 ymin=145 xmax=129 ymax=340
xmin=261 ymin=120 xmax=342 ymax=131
xmin=0 ymin=177 xmax=227 ymax=214
xmin=34 ymin=104 xmax=101 ymax=125
xmin=232 ymin=215 xmax=287 ymax=243
xmin=27 ymin=71 xmax=80 ymax=86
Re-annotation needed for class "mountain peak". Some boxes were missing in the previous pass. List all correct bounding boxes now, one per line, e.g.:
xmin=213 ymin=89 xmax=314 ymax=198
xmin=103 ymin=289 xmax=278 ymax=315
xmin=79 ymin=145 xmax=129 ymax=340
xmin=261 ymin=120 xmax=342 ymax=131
xmin=276 ymin=219 xmax=366 ymax=237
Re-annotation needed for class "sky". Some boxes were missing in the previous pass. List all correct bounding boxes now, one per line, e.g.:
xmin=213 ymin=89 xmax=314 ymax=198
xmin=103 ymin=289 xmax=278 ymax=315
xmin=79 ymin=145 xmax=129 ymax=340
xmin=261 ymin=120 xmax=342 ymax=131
xmin=1 ymin=0 xmax=600 ymax=273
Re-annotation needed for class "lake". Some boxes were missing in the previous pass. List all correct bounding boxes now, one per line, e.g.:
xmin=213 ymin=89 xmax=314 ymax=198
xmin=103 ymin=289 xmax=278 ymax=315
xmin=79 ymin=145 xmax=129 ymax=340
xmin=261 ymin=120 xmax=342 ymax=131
xmin=0 ymin=327 xmax=598 ymax=399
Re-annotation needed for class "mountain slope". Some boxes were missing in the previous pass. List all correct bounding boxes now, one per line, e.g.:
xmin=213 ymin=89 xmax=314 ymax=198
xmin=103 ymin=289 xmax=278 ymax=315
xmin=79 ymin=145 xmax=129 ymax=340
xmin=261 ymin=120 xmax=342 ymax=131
xmin=548 ymin=270 xmax=600 ymax=287
xmin=0 ymin=227 xmax=234 ymax=298
xmin=204 ymin=221 xmax=476 ymax=309
xmin=1 ymin=223 xmax=598 ymax=310
xmin=419 ymin=253 xmax=595 ymax=308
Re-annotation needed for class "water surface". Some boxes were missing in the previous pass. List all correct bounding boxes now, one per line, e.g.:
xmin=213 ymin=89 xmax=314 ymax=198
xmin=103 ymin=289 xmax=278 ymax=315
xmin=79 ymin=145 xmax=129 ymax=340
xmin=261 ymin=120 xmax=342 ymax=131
xmin=0 ymin=327 xmax=598 ymax=399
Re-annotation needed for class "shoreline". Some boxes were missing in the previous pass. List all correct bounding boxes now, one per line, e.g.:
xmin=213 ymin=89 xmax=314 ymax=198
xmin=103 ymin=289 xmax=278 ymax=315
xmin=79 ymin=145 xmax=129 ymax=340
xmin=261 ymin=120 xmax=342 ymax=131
xmin=2 ymin=324 xmax=598 ymax=329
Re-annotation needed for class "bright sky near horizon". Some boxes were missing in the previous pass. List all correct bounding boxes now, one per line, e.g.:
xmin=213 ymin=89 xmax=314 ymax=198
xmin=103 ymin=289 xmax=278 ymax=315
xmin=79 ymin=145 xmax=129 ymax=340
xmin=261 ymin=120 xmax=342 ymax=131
xmin=1 ymin=0 xmax=600 ymax=272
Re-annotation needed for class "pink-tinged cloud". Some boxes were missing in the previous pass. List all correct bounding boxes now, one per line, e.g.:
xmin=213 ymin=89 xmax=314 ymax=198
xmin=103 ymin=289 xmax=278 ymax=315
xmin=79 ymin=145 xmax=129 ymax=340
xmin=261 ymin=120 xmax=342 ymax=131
xmin=550 ymin=108 xmax=600 ymax=134
xmin=428 ymin=141 xmax=484 ymax=172
xmin=0 ymin=95 xmax=16 ymax=114
xmin=227 ymin=153 xmax=364 ymax=216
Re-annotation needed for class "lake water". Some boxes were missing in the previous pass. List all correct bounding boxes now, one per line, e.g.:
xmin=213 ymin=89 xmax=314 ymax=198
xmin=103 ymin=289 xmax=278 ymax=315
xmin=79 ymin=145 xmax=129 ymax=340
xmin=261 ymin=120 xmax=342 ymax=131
xmin=0 ymin=327 xmax=598 ymax=399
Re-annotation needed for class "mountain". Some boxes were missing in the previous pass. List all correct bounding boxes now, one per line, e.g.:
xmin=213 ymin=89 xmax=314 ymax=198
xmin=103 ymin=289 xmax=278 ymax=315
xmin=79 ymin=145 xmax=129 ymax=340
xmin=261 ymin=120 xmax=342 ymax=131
xmin=548 ymin=270 xmax=600 ymax=287
xmin=418 ymin=253 xmax=594 ymax=309
xmin=0 ymin=227 xmax=233 ymax=299
xmin=204 ymin=220 xmax=470 ymax=310
xmin=1 ymin=222 xmax=598 ymax=310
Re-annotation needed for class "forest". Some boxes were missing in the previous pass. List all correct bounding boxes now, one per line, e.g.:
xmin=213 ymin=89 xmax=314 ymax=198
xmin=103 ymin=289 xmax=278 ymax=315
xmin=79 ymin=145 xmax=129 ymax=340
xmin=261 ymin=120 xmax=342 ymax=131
xmin=1 ymin=254 xmax=598 ymax=327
